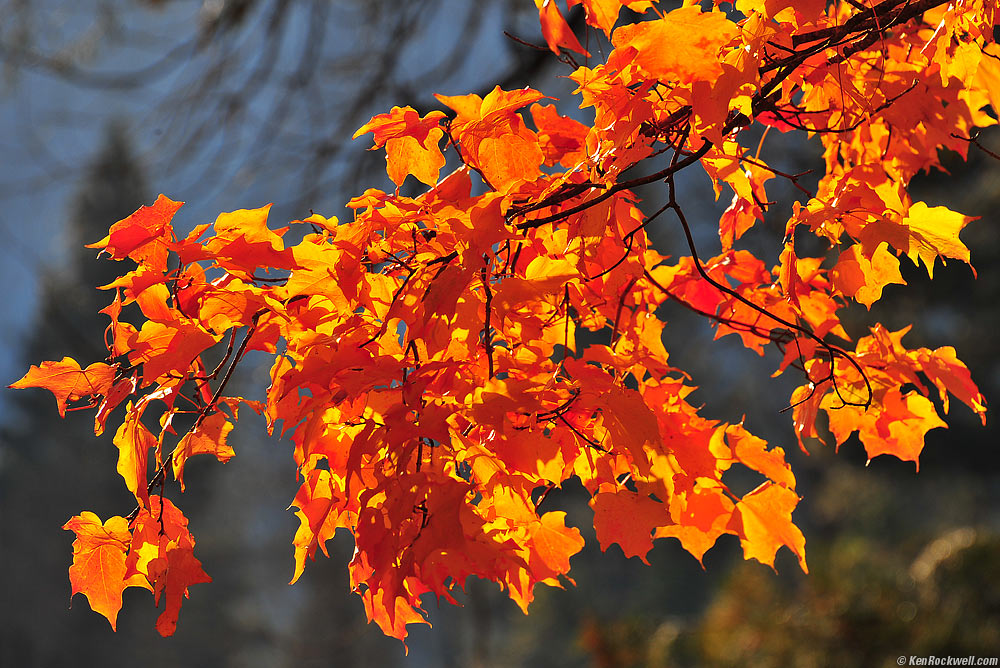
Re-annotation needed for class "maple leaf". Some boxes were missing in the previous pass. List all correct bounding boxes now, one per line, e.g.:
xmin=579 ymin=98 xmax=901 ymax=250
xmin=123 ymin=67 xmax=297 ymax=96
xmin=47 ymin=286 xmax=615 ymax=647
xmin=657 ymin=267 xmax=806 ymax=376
xmin=9 ymin=357 xmax=116 ymax=417
xmin=568 ymin=0 xmax=658 ymax=36
xmin=26 ymin=0 xmax=998 ymax=643
xmin=63 ymin=512 xmax=133 ymax=630
xmin=901 ymin=202 xmax=975 ymax=277
xmin=656 ymin=483 xmax=735 ymax=565
xmin=113 ymin=403 xmax=157 ymax=507
xmin=354 ymin=106 xmax=448 ymax=187
xmin=917 ymin=346 xmax=987 ymax=423
xmin=95 ymin=373 xmax=137 ymax=436
xmin=151 ymin=533 xmax=212 ymax=636
xmin=590 ymin=485 xmax=669 ymax=563
xmin=824 ymin=389 xmax=948 ymax=471
xmin=201 ymin=205 xmax=298 ymax=278
xmin=530 ymin=103 xmax=589 ymax=168
xmin=535 ymin=0 xmax=589 ymax=56
xmin=128 ymin=319 xmax=220 ymax=387
xmin=435 ymin=86 xmax=546 ymax=192
xmin=733 ymin=482 xmax=807 ymax=572
xmin=831 ymin=242 xmax=906 ymax=308
xmin=735 ymin=0 xmax=826 ymax=24
xmin=172 ymin=411 xmax=235 ymax=491
xmin=87 ymin=194 xmax=182 ymax=270
xmin=594 ymin=386 xmax=662 ymax=474
xmin=125 ymin=497 xmax=212 ymax=636
xmin=290 ymin=469 xmax=344 ymax=585
xmin=611 ymin=6 xmax=737 ymax=85
xmin=531 ymin=510 xmax=585 ymax=576
xmin=726 ymin=423 xmax=796 ymax=490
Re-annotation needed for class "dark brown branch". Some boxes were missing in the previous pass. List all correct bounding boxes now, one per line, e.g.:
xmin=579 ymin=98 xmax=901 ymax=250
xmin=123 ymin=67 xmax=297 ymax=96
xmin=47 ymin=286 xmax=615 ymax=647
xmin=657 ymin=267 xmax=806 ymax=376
xmin=512 ymin=140 xmax=712 ymax=230
xmin=737 ymin=154 xmax=816 ymax=199
xmin=558 ymin=414 xmax=607 ymax=452
xmin=790 ymin=0 xmax=941 ymax=46
xmin=610 ymin=277 xmax=638 ymax=350
xmin=662 ymin=175 xmax=872 ymax=409
xmin=588 ymin=201 xmax=672 ymax=282
xmin=952 ymin=132 xmax=1000 ymax=161
xmin=536 ymin=388 xmax=581 ymax=421
xmin=481 ymin=260 xmax=495 ymax=380
xmin=642 ymin=269 xmax=776 ymax=342
xmin=196 ymin=329 xmax=239 ymax=382
xmin=195 ymin=315 xmax=260 ymax=429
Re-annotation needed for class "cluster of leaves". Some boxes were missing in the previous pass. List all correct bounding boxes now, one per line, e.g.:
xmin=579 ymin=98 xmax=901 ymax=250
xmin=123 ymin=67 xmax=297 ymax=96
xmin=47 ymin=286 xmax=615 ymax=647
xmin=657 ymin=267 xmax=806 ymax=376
xmin=9 ymin=0 xmax=993 ymax=644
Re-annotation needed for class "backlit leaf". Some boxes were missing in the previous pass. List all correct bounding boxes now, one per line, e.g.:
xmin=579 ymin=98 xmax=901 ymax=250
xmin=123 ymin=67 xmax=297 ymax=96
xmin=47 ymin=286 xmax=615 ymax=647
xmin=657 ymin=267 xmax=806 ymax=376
xmin=63 ymin=512 xmax=133 ymax=630
xmin=10 ymin=357 xmax=115 ymax=417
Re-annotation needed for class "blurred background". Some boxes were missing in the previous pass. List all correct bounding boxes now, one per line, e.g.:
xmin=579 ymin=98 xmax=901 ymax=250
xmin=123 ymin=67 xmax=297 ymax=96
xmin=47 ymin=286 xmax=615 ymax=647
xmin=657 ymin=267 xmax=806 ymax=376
xmin=0 ymin=2 xmax=997 ymax=666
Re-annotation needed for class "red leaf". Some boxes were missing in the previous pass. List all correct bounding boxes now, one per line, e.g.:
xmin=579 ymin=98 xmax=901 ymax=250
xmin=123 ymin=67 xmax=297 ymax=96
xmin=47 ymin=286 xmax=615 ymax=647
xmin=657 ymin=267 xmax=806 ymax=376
xmin=535 ymin=0 xmax=589 ymax=56
xmin=87 ymin=194 xmax=182 ymax=270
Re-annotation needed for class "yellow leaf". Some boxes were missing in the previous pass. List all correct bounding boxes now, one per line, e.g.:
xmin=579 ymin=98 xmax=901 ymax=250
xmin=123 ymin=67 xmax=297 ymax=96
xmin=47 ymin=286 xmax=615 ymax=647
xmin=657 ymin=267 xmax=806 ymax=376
xmin=735 ymin=482 xmax=807 ymax=572
xmin=831 ymin=242 xmax=906 ymax=308
xmin=903 ymin=202 xmax=974 ymax=277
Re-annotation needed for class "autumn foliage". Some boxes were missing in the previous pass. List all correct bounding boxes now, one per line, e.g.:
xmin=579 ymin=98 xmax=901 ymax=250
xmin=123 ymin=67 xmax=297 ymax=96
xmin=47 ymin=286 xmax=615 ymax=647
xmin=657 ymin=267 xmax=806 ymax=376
xmin=10 ymin=0 xmax=994 ymax=644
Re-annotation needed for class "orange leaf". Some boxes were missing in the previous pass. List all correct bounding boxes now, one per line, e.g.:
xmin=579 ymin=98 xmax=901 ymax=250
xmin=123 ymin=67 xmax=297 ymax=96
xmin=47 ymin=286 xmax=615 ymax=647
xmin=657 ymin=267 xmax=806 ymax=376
xmin=385 ymin=130 xmax=447 ymax=187
xmin=611 ymin=7 xmax=737 ymax=84
xmin=129 ymin=319 xmax=220 ymax=387
xmin=354 ymin=106 xmax=448 ymax=188
xmin=530 ymin=103 xmax=589 ymax=168
xmin=718 ymin=196 xmax=759 ymax=250
xmin=114 ymin=404 xmax=156 ymax=507
xmin=10 ymin=357 xmax=116 ymax=417
xmin=567 ymin=0 xmax=657 ymax=35
xmin=656 ymin=483 xmax=735 ymax=565
xmin=532 ymin=511 xmax=585 ymax=575
xmin=361 ymin=587 xmax=429 ymax=645
xmin=95 ymin=373 xmax=137 ymax=436
xmin=353 ymin=106 xmax=446 ymax=147
xmin=63 ymin=512 xmax=133 ymax=630
xmin=734 ymin=0 xmax=826 ymax=23
xmin=172 ymin=411 xmax=235 ymax=491
xmin=826 ymin=389 xmax=948 ymax=471
xmin=125 ymin=497 xmax=211 ymax=636
xmin=535 ymin=0 xmax=589 ymax=56
xmin=733 ymin=482 xmax=807 ymax=572
xmin=917 ymin=346 xmax=987 ymax=423
xmin=597 ymin=386 xmax=663 ymax=473
xmin=289 ymin=469 xmax=346 ymax=584
xmin=831 ymin=242 xmax=906 ymax=308
xmin=152 ymin=533 xmax=212 ymax=636
xmin=435 ymin=86 xmax=546 ymax=192
xmin=591 ymin=486 xmax=668 ymax=563
xmin=202 ymin=205 xmax=298 ymax=278
xmin=87 ymin=194 xmax=182 ymax=270
xmin=727 ymin=423 xmax=795 ymax=490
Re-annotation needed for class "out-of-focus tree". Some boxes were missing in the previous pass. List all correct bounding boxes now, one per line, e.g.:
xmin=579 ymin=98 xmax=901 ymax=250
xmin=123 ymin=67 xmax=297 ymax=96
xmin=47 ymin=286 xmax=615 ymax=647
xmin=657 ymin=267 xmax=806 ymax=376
xmin=0 ymin=122 xmax=153 ymax=666
xmin=0 ymin=0 xmax=554 ymax=211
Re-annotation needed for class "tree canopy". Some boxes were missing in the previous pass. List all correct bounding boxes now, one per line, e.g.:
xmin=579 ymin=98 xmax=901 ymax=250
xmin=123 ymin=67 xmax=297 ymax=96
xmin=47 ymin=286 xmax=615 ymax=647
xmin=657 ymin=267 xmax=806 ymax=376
xmin=9 ymin=0 xmax=993 ymax=646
